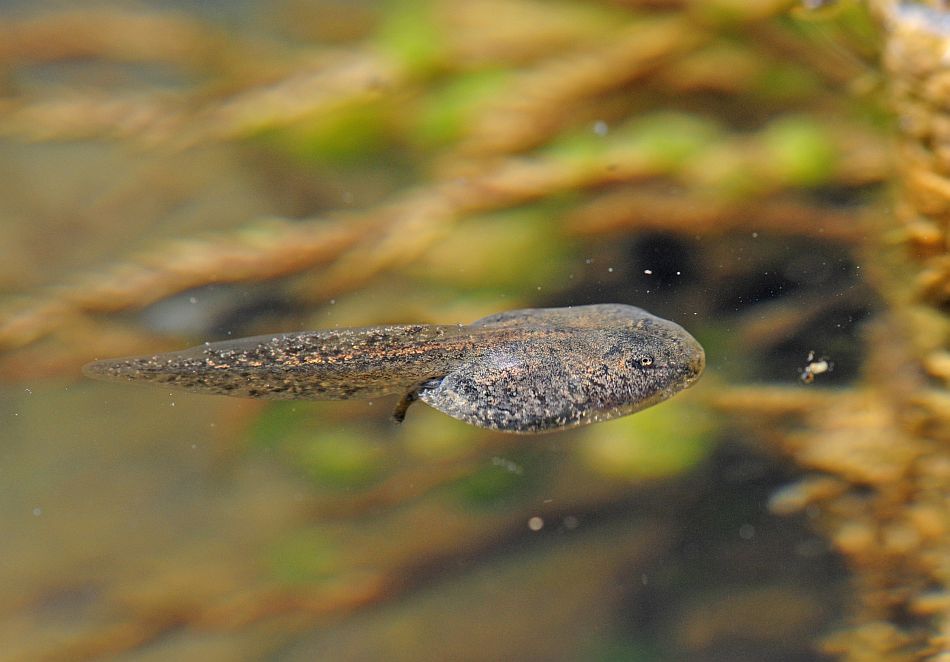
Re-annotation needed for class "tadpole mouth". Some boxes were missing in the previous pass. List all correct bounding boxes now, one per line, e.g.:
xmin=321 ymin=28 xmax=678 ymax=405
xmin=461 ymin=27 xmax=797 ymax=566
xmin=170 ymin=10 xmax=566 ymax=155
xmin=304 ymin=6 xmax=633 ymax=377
xmin=682 ymin=335 xmax=706 ymax=386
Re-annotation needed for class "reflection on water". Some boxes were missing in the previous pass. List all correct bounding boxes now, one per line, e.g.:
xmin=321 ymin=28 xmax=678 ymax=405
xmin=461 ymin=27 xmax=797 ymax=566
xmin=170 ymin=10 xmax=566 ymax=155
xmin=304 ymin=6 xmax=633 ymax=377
xmin=0 ymin=1 xmax=935 ymax=660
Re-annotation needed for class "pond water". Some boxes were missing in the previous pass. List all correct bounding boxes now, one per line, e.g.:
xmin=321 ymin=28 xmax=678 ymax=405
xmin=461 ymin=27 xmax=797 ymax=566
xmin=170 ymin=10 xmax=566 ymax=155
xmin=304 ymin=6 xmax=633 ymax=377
xmin=0 ymin=2 xmax=916 ymax=661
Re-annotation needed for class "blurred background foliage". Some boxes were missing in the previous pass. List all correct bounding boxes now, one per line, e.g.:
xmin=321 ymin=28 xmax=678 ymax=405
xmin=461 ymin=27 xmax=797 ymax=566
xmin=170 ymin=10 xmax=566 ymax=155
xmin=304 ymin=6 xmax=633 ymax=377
xmin=2 ymin=0 xmax=947 ymax=660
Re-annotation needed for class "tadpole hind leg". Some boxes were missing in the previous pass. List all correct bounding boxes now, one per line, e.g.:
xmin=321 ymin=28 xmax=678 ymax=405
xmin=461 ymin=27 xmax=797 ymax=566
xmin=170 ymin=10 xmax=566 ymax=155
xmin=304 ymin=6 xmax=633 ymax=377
xmin=391 ymin=377 xmax=444 ymax=424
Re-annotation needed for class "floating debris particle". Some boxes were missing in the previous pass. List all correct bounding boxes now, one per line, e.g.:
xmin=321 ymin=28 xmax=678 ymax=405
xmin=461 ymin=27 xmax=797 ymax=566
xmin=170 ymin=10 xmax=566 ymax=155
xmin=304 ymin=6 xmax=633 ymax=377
xmin=800 ymin=351 xmax=833 ymax=384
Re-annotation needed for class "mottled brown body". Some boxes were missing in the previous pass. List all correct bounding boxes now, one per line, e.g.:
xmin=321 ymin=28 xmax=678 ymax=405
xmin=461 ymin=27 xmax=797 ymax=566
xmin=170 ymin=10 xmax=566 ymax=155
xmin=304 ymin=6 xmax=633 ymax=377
xmin=83 ymin=304 xmax=705 ymax=433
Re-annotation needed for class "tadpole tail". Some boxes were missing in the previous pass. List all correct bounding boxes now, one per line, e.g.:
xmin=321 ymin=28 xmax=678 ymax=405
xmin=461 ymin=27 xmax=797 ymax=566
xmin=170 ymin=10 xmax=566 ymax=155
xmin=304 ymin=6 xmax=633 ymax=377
xmin=82 ymin=324 xmax=471 ymax=401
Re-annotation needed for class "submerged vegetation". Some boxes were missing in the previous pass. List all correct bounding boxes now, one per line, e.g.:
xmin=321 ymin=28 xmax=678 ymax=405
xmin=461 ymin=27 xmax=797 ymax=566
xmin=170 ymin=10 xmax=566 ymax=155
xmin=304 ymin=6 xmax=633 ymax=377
xmin=1 ymin=0 xmax=949 ymax=659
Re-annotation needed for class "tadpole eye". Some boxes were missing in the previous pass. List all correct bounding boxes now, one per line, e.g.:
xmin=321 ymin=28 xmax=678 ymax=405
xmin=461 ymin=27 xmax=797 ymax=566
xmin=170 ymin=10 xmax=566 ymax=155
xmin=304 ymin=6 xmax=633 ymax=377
xmin=639 ymin=356 xmax=654 ymax=367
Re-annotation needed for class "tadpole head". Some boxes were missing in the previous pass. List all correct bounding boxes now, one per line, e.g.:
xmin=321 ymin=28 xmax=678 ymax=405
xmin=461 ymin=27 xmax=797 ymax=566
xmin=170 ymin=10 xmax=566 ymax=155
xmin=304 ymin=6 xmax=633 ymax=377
xmin=612 ymin=312 xmax=706 ymax=409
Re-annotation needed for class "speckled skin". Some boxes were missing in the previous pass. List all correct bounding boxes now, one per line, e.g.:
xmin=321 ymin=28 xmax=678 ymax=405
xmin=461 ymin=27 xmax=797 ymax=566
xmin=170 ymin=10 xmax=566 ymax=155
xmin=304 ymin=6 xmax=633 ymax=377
xmin=83 ymin=304 xmax=705 ymax=433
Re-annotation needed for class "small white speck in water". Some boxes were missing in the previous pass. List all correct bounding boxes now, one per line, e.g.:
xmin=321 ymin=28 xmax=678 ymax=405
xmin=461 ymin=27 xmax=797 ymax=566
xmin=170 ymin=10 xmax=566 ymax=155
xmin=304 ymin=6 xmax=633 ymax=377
xmin=24 ymin=388 xmax=32 ymax=395
xmin=644 ymin=269 xmax=653 ymax=275
xmin=32 ymin=507 xmax=42 ymax=517
xmin=491 ymin=456 xmax=523 ymax=475
xmin=189 ymin=297 xmax=198 ymax=304
xmin=739 ymin=524 xmax=755 ymax=540
xmin=641 ymin=573 xmax=649 ymax=585
xmin=528 ymin=516 xmax=544 ymax=531
xmin=607 ymin=267 xmax=614 ymax=273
